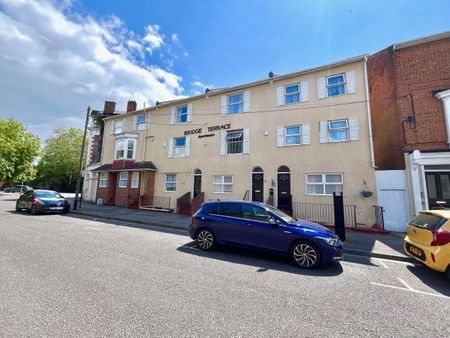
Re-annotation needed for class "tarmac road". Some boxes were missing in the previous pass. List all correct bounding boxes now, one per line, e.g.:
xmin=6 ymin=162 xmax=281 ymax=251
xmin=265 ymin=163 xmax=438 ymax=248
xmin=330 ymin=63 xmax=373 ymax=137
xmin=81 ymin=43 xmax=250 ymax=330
xmin=0 ymin=197 xmax=449 ymax=337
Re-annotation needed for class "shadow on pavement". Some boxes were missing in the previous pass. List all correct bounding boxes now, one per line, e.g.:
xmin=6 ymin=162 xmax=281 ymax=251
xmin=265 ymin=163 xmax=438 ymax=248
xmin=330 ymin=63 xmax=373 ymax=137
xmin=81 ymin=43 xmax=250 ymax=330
xmin=406 ymin=265 xmax=450 ymax=296
xmin=177 ymin=242 xmax=344 ymax=277
xmin=64 ymin=212 xmax=188 ymax=237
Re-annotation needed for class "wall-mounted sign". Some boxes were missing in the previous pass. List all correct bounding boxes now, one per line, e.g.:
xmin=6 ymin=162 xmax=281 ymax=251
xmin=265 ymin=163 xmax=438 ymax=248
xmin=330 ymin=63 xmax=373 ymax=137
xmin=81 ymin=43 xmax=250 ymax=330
xmin=184 ymin=123 xmax=232 ymax=136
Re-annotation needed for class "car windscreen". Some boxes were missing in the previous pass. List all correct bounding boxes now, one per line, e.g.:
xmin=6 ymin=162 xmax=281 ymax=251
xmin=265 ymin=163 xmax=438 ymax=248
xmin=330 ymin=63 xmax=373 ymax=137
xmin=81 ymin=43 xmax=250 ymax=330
xmin=264 ymin=204 xmax=295 ymax=223
xmin=35 ymin=191 xmax=62 ymax=199
xmin=409 ymin=213 xmax=447 ymax=230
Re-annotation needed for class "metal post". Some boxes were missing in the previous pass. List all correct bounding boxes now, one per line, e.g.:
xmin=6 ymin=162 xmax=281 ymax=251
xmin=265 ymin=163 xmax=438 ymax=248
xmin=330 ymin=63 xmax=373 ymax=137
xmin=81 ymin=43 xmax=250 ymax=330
xmin=73 ymin=106 xmax=90 ymax=210
xmin=333 ymin=192 xmax=345 ymax=241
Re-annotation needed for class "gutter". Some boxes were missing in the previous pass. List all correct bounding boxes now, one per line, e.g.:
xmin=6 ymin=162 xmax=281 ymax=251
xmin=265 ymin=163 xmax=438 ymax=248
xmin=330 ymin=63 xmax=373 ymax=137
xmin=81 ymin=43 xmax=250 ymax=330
xmin=364 ymin=56 xmax=376 ymax=169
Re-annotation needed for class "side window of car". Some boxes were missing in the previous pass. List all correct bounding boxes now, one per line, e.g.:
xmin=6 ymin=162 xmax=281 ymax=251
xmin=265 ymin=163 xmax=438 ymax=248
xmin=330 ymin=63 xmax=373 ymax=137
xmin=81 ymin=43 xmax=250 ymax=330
xmin=22 ymin=191 xmax=33 ymax=200
xmin=217 ymin=203 xmax=243 ymax=218
xmin=209 ymin=203 xmax=219 ymax=215
xmin=242 ymin=205 xmax=272 ymax=222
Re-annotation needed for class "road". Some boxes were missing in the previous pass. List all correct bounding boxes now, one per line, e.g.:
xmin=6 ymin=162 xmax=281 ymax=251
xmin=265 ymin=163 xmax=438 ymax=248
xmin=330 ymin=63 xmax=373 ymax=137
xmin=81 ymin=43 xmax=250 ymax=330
xmin=0 ymin=196 xmax=449 ymax=337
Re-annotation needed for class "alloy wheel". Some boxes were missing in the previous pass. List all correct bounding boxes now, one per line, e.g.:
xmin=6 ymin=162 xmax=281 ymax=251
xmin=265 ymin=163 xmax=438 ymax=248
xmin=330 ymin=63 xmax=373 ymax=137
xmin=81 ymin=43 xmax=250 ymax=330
xmin=292 ymin=242 xmax=320 ymax=268
xmin=197 ymin=229 xmax=215 ymax=250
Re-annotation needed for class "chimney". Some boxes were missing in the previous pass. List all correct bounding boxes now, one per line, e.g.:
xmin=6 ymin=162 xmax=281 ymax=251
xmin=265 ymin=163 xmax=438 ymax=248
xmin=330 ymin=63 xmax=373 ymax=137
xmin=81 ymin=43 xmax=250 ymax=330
xmin=103 ymin=101 xmax=116 ymax=114
xmin=127 ymin=100 xmax=137 ymax=113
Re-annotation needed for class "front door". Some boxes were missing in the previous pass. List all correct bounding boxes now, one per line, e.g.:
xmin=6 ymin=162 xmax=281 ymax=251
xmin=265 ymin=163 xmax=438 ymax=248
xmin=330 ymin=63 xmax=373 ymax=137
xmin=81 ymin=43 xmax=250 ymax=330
xmin=426 ymin=172 xmax=450 ymax=209
xmin=277 ymin=170 xmax=292 ymax=214
xmin=193 ymin=169 xmax=202 ymax=198
xmin=252 ymin=172 xmax=264 ymax=202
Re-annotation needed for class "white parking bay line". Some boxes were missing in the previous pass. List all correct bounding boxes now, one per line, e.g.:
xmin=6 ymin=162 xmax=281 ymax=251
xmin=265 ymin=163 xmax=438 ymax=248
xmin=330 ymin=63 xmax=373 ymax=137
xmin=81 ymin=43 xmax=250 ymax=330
xmin=370 ymin=282 xmax=449 ymax=299
xmin=376 ymin=258 xmax=389 ymax=269
xmin=397 ymin=277 xmax=414 ymax=290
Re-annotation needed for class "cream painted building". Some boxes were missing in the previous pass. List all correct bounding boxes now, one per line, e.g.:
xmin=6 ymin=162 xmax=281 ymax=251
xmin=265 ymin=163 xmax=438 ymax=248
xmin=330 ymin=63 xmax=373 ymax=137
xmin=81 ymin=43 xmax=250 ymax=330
xmin=90 ymin=55 xmax=378 ymax=226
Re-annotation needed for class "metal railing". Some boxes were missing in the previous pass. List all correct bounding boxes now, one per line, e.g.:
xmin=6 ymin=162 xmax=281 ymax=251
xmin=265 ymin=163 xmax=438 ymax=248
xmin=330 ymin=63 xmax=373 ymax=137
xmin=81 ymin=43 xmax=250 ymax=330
xmin=140 ymin=196 xmax=171 ymax=210
xmin=292 ymin=202 xmax=357 ymax=227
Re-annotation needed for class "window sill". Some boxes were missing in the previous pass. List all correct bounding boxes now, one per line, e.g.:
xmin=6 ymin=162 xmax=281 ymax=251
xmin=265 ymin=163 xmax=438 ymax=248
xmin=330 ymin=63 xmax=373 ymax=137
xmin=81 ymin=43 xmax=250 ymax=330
xmin=212 ymin=192 xmax=233 ymax=194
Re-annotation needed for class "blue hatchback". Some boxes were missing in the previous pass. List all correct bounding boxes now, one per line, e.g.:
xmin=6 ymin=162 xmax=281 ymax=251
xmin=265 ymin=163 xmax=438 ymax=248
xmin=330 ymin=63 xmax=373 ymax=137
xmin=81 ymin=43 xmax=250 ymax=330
xmin=189 ymin=200 xmax=343 ymax=268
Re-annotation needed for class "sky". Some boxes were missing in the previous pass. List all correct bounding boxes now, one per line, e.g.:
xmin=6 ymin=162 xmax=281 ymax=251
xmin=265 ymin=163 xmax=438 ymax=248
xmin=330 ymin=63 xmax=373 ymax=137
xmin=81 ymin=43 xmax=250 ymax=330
xmin=0 ymin=0 xmax=449 ymax=141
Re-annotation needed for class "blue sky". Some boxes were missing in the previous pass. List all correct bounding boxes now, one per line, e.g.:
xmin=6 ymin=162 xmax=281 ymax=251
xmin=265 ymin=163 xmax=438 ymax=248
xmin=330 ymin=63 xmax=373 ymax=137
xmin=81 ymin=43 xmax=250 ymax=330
xmin=0 ymin=0 xmax=449 ymax=140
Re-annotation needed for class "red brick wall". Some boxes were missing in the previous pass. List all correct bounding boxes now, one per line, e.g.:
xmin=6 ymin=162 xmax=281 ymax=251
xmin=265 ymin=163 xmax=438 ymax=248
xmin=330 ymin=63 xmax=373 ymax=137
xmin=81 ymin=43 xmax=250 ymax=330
xmin=368 ymin=37 xmax=450 ymax=169
xmin=89 ymin=135 xmax=100 ymax=165
xmin=140 ymin=172 xmax=156 ymax=206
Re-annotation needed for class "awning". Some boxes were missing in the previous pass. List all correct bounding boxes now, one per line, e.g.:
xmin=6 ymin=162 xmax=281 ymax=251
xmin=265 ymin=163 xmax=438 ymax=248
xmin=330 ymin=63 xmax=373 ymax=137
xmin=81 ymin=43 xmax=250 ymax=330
xmin=92 ymin=161 xmax=157 ymax=172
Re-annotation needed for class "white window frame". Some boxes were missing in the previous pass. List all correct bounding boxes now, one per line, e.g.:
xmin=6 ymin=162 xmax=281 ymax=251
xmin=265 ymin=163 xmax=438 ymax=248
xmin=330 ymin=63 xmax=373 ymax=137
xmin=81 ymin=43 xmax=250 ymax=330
xmin=99 ymin=173 xmax=108 ymax=188
xmin=173 ymin=136 xmax=187 ymax=158
xmin=227 ymin=93 xmax=244 ymax=114
xmin=119 ymin=172 xmax=128 ymax=188
xmin=306 ymin=173 xmax=344 ymax=196
xmin=326 ymin=74 xmax=346 ymax=97
xmin=135 ymin=114 xmax=147 ymax=131
xmin=176 ymin=105 xmax=188 ymax=124
xmin=328 ymin=119 xmax=349 ymax=142
xmin=285 ymin=125 xmax=302 ymax=146
xmin=114 ymin=119 xmax=124 ymax=134
xmin=285 ymin=84 xmax=300 ymax=105
xmin=226 ymin=129 xmax=243 ymax=154
xmin=130 ymin=172 xmax=139 ymax=188
xmin=165 ymin=174 xmax=176 ymax=192
xmin=115 ymin=138 xmax=137 ymax=160
xmin=213 ymin=175 xmax=233 ymax=194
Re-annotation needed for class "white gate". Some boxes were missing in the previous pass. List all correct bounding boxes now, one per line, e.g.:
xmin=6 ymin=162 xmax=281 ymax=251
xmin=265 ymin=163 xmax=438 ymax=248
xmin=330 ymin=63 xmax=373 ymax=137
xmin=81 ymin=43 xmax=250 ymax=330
xmin=376 ymin=170 xmax=410 ymax=232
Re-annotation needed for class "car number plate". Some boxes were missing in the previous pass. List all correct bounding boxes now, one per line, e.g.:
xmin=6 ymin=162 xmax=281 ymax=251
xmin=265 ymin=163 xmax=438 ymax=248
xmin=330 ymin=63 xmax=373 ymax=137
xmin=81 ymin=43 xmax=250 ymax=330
xmin=407 ymin=243 xmax=425 ymax=261
xmin=50 ymin=207 xmax=63 ymax=210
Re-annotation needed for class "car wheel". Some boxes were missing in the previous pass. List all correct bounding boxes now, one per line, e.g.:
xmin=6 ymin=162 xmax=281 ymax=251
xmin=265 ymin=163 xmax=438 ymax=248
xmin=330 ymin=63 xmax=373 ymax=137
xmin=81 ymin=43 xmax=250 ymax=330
xmin=30 ymin=205 xmax=37 ymax=215
xmin=15 ymin=202 xmax=21 ymax=212
xmin=291 ymin=240 xmax=321 ymax=269
xmin=196 ymin=228 xmax=216 ymax=251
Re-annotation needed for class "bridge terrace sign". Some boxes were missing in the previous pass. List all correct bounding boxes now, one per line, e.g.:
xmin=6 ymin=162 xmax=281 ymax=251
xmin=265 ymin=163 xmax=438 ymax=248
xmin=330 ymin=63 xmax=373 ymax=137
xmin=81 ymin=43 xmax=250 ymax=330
xmin=184 ymin=123 xmax=231 ymax=137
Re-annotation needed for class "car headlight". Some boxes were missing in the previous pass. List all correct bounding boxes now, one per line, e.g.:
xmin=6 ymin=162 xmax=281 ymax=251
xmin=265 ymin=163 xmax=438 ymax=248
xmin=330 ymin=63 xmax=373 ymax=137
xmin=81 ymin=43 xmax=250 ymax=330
xmin=315 ymin=236 xmax=338 ymax=246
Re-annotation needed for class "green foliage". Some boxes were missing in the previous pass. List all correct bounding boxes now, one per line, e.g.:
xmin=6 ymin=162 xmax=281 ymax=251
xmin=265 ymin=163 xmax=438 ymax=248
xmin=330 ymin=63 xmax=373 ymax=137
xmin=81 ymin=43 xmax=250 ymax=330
xmin=0 ymin=119 xmax=40 ymax=182
xmin=34 ymin=127 xmax=86 ymax=192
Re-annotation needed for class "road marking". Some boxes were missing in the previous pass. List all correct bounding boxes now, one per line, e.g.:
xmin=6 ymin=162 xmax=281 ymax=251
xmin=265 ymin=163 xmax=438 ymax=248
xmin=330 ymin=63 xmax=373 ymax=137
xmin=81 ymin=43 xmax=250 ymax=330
xmin=370 ymin=282 xmax=449 ymax=299
xmin=377 ymin=259 xmax=389 ymax=269
xmin=397 ymin=277 xmax=414 ymax=290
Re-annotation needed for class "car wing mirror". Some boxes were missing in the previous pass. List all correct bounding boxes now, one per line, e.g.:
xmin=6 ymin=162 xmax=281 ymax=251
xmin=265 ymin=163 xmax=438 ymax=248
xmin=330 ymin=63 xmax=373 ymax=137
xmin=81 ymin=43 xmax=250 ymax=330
xmin=268 ymin=217 xmax=279 ymax=227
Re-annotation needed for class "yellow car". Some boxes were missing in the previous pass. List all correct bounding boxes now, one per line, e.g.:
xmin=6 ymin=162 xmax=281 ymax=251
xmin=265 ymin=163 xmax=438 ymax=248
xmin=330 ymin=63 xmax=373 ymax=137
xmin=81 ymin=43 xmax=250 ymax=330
xmin=404 ymin=210 xmax=450 ymax=278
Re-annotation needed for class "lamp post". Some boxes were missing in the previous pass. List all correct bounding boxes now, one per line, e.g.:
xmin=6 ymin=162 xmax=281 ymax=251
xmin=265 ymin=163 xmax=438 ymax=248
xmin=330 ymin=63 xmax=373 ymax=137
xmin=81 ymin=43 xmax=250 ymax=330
xmin=73 ymin=106 xmax=90 ymax=210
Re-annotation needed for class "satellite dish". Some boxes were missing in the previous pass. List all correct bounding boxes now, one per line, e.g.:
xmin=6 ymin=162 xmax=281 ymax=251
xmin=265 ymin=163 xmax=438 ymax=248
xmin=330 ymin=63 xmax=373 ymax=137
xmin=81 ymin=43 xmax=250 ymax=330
xmin=268 ymin=71 xmax=274 ymax=78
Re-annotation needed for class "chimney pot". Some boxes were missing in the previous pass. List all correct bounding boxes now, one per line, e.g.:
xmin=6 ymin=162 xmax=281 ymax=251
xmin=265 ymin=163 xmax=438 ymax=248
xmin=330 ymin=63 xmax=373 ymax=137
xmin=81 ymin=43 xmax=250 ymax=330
xmin=127 ymin=100 xmax=137 ymax=113
xmin=103 ymin=101 xmax=116 ymax=114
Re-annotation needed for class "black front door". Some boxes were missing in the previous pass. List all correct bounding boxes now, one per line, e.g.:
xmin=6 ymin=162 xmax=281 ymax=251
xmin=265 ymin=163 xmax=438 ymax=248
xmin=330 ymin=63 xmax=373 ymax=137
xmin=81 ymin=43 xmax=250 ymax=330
xmin=252 ymin=173 xmax=264 ymax=202
xmin=193 ymin=175 xmax=202 ymax=198
xmin=277 ymin=173 xmax=292 ymax=213
xmin=426 ymin=172 xmax=450 ymax=209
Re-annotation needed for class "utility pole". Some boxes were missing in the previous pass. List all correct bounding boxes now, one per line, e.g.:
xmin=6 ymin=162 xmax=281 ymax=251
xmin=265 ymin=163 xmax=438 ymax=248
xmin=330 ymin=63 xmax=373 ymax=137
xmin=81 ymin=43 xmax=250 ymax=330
xmin=73 ymin=106 xmax=90 ymax=210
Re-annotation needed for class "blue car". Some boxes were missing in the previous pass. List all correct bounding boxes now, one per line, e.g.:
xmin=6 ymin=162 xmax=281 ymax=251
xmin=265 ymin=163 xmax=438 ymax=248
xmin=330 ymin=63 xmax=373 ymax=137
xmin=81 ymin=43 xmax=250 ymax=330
xmin=189 ymin=200 xmax=343 ymax=269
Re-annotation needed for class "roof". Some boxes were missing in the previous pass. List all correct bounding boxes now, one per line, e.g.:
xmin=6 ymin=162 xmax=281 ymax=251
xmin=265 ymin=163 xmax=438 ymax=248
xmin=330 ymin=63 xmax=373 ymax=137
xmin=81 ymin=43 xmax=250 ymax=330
xmin=104 ymin=54 xmax=368 ymax=120
xmin=93 ymin=161 xmax=157 ymax=172
xmin=393 ymin=31 xmax=450 ymax=50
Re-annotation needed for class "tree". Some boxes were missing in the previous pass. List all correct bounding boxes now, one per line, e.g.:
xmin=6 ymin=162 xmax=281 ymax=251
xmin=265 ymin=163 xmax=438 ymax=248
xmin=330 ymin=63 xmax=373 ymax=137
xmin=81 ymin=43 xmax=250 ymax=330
xmin=0 ymin=119 xmax=40 ymax=183
xmin=34 ymin=127 xmax=86 ymax=192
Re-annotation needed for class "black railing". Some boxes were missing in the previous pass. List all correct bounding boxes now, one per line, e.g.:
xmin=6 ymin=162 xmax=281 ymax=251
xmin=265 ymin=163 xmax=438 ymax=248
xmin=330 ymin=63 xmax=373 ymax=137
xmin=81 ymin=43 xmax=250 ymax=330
xmin=292 ymin=202 xmax=357 ymax=227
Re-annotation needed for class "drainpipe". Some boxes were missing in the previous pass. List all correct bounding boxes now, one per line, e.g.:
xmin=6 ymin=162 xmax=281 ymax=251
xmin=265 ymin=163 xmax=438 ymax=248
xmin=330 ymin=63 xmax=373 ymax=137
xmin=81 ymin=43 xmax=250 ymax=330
xmin=364 ymin=57 xmax=376 ymax=168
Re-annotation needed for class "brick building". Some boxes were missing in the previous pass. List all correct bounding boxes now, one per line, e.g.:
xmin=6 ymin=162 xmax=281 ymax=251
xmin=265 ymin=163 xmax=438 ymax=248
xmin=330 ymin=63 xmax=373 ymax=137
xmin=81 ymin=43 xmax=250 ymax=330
xmin=368 ymin=31 xmax=450 ymax=218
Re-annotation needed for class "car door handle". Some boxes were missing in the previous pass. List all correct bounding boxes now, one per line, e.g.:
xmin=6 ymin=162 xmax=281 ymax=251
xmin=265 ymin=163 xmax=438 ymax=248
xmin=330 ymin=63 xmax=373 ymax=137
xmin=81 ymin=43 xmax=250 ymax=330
xmin=283 ymin=230 xmax=292 ymax=234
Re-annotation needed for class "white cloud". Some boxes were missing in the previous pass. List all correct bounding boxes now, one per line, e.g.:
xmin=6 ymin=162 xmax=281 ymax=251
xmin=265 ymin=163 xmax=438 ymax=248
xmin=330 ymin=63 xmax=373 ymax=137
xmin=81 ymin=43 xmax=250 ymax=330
xmin=143 ymin=24 xmax=164 ymax=53
xmin=0 ymin=0 xmax=184 ymax=140
xmin=171 ymin=33 xmax=178 ymax=42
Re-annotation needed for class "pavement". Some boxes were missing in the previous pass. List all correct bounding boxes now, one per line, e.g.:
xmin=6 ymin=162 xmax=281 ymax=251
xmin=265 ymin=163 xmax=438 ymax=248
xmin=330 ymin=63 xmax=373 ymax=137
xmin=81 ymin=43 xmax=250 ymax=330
xmin=68 ymin=198 xmax=412 ymax=263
